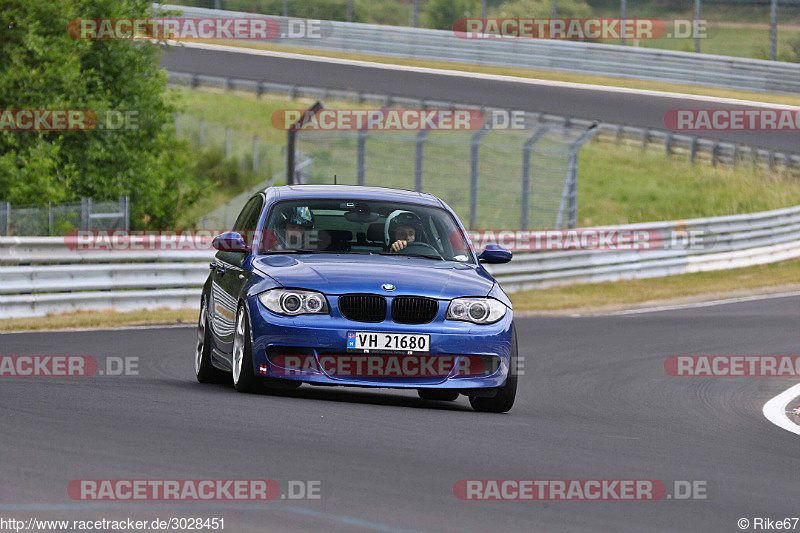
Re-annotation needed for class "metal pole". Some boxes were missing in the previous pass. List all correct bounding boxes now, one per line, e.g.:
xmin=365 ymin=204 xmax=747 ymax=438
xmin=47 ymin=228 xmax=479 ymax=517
xmin=470 ymin=126 xmax=492 ymax=230
xmin=4 ymin=202 xmax=9 ymax=236
xmin=287 ymin=130 xmax=296 ymax=185
xmin=282 ymin=0 xmax=288 ymax=17
xmin=551 ymin=0 xmax=557 ymax=38
xmin=412 ymin=0 xmax=418 ymax=27
xmin=252 ymin=136 xmax=259 ymax=173
xmin=521 ymin=125 xmax=550 ymax=230
xmin=214 ymin=0 xmax=220 ymax=9
xmin=48 ymin=201 xmax=52 ymax=235
xmin=770 ymin=0 xmax=778 ymax=61
xmin=347 ymin=0 xmax=353 ymax=22
xmin=357 ymin=129 xmax=367 ymax=186
xmin=414 ymin=130 xmax=430 ymax=192
xmin=81 ymin=198 xmax=89 ymax=231
xmin=481 ymin=0 xmax=487 ymax=19
xmin=620 ymin=0 xmax=627 ymax=46
xmin=556 ymin=124 xmax=598 ymax=229
xmin=694 ymin=0 xmax=701 ymax=53
xmin=225 ymin=127 xmax=231 ymax=159
xmin=124 ymin=196 xmax=130 ymax=230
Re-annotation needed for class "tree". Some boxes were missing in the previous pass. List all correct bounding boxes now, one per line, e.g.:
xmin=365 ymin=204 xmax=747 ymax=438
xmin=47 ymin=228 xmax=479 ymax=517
xmin=0 ymin=0 xmax=201 ymax=229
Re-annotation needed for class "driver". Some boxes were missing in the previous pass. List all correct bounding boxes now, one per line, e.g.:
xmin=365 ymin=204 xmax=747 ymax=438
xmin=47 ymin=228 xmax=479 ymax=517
xmin=389 ymin=212 xmax=422 ymax=252
xmin=280 ymin=206 xmax=314 ymax=249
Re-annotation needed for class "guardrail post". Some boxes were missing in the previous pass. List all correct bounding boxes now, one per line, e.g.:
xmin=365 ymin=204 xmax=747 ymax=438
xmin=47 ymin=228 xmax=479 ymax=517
xmin=732 ymin=144 xmax=739 ymax=167
xmin=690 ymin=137 xmax=698 ymax=165
xmin=357 ymin=129 xmax=367 ymax=186
xmin=665 ymin=133 xmax=673 ymax=156
xmin=4 ymin=202 xmax=10 ymax=236
xmin=641 ymin=129 xmax=649 ymax=151
xmin=521 ymin=125 xmax=550 ymax=230
xmin=711 ymin=142 xmax=719 ymax=167
xmin=470 ymin=125 xmax=492 ymax=230
xmin=48 ymin=201 xmax=53 ymax=236
xmin=414 ymin=130 xmax=430 ymax=192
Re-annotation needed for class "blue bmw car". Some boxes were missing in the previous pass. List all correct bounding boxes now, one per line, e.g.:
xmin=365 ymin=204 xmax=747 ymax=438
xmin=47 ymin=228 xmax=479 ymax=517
xmin=195 ymin=185 xmax=517 ymax=412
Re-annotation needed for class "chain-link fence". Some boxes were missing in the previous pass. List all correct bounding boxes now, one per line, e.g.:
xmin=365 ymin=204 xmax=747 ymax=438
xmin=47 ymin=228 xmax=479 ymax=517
xmin=174 ymin=113 xmax=279 ymax=178
xmin=0 ymin=197 xmax=129 ymax=236
xmin=292 ymin=115 xmax=597 ymax=230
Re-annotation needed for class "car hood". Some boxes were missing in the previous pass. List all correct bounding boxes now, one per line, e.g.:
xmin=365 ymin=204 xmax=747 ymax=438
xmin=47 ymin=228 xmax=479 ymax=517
xmin=252 ymin=253 xmax=494 ymax=299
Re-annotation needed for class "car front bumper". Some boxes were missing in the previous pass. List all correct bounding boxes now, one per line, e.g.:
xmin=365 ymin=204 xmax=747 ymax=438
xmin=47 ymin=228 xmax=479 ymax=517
xmin=246 ymin=297 xmax=514 ymax=389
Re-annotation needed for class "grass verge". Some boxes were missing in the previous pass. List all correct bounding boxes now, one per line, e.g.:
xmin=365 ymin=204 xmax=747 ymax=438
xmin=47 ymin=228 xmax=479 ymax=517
xmin=0 ymin=309 xmax=198 ymax=333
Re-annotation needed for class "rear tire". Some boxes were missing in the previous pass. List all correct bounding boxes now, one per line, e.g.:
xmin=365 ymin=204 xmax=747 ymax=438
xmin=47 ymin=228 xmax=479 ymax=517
xmin=195 ymin=298 xmax=225 ymax=384
xmin=469 ymin=325 xmax=518 ymax=413
xmin=232 ymin=303 xmax=262 ymax=393
xmin=418 ymin=389 xmax=459 ymax=401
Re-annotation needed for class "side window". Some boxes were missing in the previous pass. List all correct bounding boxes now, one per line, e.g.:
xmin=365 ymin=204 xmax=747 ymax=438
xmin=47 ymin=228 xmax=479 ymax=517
xmin=241 ymin=196 xmax=264 ymax=247
xmin=233 ymin=197 xmax=258 ymax=232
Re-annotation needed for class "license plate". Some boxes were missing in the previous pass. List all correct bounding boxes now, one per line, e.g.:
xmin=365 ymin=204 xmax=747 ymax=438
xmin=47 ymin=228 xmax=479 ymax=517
xmin=347 ymin=332 xmax=430 ymax=354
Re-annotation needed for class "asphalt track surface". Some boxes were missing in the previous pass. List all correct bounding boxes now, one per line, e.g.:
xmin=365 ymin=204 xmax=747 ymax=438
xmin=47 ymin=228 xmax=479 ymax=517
xmin=160 ymin=45 xmax=800 ymax=154
xmin=2 ymin=295 xmax=798 ymax=532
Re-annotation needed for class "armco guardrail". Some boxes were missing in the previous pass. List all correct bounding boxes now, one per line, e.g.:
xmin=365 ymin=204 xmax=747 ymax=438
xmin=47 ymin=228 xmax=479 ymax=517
xmin=485 ymin=205 xmax=800 ymax=291
xmin=160 ymin=4 xmax=800 ymax=95
xmin=168 ymin=71 xmax=800 ymax=170
xmin=2 ymin=204 xmax=799 ymax=318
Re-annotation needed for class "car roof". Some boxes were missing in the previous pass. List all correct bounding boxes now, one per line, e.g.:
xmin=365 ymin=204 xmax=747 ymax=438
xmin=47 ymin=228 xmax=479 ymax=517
xmin=268 ymin=185 xmax=444 ymax=207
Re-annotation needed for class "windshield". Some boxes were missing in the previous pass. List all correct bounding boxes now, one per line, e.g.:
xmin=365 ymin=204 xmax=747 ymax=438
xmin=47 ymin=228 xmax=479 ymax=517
xmin=260 ymin=198 xmax=474 ymax=263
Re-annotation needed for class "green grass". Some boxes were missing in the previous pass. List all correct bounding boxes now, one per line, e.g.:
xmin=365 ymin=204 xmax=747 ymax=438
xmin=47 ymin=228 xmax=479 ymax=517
xmin=578 ymin=141 xmax=800 ymax=226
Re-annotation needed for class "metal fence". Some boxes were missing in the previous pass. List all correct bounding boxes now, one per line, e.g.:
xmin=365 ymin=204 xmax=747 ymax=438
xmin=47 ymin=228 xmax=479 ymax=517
xmin=174 ymin=113 xmax=280 ymax=178
xmin=0 ymin=197 xmax=129 ymax=237
xmin=291 ymin=115 xmax=597 ymax=230
xmin=161 ymin=4 xmax=800 ymax=95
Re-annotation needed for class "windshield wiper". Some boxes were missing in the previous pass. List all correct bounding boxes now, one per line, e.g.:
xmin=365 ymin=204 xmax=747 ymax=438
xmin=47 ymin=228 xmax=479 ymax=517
xmin=371 ymin=252 xmax=444 ymax=261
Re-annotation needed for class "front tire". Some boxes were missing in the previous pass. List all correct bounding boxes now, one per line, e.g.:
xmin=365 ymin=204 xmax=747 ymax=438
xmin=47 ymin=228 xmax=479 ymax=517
xmin=232 ymin=303 xmax=261 ymax=393
xmin=196 ymin=298 xmax=225 ymax=383
xmin=469 ymin=325 xmax=518 ymax=413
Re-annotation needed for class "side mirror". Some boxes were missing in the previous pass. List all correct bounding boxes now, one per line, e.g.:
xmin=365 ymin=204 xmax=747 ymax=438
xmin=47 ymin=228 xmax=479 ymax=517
xmin=213 ymin=231 xmax=249 ymax=253
xmin=478 ymin=244 xmax=512 ymax=264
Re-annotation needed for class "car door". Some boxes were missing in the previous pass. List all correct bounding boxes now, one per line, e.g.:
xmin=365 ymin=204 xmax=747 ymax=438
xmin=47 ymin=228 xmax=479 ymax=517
xmin=213 ymin=194 xmax=264 ymax=360
xmin=209 ymin=195 xmax=261 ymax=360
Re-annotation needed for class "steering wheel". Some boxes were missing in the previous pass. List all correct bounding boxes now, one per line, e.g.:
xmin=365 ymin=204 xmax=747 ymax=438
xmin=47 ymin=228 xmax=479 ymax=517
xmin=395 ymin=241 xmax=443 ymax=259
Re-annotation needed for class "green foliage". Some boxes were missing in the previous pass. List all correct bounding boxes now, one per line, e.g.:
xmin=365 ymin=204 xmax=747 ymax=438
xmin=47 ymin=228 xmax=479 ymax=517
xmin=0 ymin=0 xmax=201 ymax=229
xmin=425 ymin=0 xmax=480 ymax=30
xmin=491 ymin=0 xmax=592 ymax=19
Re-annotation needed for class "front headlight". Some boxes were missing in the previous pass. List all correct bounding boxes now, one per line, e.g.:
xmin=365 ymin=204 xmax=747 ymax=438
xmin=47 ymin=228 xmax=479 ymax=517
xmin=258 ymin=289 xmax=329 ymax=316
xmin=446 ymin=297 xmax=506 ymax=324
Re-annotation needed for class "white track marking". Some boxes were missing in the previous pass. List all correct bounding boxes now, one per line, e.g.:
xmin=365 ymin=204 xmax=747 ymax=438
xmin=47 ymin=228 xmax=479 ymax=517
xmin=171 ymin=41 xmax=800 ymax=110
xmin=763 ymin=382 xmax=800 ymax=435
